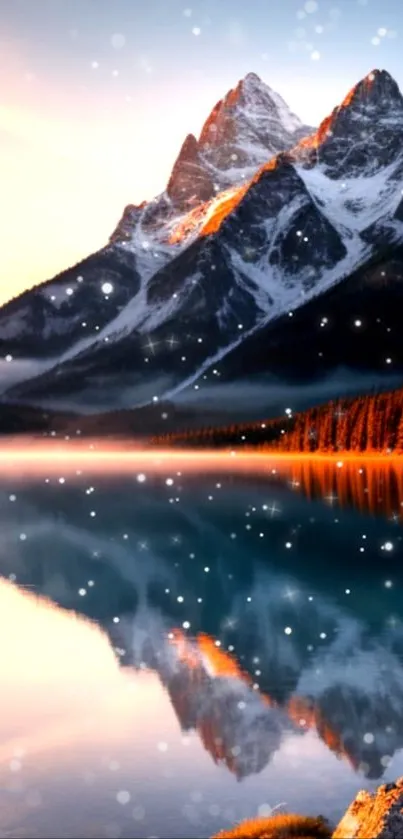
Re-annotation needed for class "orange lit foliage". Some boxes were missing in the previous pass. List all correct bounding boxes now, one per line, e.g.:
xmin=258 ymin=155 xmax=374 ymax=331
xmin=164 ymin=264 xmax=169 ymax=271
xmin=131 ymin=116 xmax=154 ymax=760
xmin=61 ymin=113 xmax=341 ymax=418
xmin=152 ymin=386 xmax=403 ymax=455
xmin=285 ymin=458 xmax=403 ymax=520
xmin=212 ymin=813 xmax=332 ymax=839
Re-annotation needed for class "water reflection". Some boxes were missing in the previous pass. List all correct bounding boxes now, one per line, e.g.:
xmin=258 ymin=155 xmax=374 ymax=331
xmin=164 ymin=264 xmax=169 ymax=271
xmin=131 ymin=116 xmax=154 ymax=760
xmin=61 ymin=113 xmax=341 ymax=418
xmin=276 ymin=458 xmax=403 ymax=521
xmin=1 ymin=457 xmax=403 ymax=836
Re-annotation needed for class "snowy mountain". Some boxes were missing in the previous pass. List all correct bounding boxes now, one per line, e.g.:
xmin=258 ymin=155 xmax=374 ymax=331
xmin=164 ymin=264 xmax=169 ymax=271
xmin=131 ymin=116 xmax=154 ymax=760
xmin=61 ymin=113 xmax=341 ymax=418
xmin=163 ymin=71 xmax=312 ymax=211
xmin=1 ymin=68 xmax=403 ymax=418
xmin=2 ymin=477 xmax=403 ymax=783
xmin=0 ymin=73 xmax=312 ymax=375
xmin=112 ymin=71 xmax=312 ymax=230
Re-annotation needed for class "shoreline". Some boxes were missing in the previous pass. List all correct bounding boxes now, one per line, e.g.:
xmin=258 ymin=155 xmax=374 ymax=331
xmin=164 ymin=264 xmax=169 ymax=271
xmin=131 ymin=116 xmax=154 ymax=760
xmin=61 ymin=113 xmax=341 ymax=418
xmin=0 ymin=444 xmax=402 ymax=472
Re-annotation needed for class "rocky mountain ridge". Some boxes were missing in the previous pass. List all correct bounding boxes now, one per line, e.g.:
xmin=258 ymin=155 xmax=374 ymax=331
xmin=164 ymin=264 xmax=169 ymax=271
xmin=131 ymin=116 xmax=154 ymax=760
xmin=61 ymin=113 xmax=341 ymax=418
xmin=1 ymin=69 xmax=403 ymax=419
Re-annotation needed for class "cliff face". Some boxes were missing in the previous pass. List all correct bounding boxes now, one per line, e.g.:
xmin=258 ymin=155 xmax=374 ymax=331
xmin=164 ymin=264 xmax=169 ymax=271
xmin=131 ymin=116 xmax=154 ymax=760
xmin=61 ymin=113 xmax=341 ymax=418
xmin=333 ymin=777 xmax=403 ymax=838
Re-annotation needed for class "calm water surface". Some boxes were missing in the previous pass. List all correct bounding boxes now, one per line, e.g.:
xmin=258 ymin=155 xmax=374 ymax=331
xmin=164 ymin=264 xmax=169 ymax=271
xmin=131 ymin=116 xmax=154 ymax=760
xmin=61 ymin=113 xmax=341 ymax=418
xmin=1 ymin=454 xmax=403 ymax=838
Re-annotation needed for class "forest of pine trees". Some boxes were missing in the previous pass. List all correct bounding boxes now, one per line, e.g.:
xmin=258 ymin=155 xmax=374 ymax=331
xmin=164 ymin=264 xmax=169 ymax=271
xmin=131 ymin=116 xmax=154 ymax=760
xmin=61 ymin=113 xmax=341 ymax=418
xmin=151 ymin=386 xmax=403 ymax=454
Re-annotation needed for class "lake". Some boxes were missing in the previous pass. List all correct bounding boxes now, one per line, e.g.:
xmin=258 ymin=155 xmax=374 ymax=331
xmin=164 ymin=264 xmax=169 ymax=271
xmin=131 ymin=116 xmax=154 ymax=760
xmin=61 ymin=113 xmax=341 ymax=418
xmin=1 ymin=449 xmax=403 ymax=838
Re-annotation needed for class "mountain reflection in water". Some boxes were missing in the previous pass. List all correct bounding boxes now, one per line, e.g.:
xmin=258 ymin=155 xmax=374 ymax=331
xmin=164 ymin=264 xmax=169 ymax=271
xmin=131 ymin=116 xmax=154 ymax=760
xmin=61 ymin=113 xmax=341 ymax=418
xmin=1 ymin=455 xmax=403 ymax=838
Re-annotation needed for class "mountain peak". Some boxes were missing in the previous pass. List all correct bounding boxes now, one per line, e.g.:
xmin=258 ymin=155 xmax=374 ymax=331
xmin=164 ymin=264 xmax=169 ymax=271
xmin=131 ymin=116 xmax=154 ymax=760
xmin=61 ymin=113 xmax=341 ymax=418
xmin=192 ymin=65 xmax=403 ymax=239
xmin=292 ymin=68 xmax=403 ymax=178
xmin=198 ymin=72 xmax=303 ymax=148
xmin=340 ymin=68 xmax=403 ymax=110
xmin=333 ymin=68 xmax=403 ymax=132
xmin=166 ymin=74 xmax=313 ymax=210
xmin=242 ymin=71 xmax=262 ymax=84
xmin=237 ymin=71 xmax=265 ymax=94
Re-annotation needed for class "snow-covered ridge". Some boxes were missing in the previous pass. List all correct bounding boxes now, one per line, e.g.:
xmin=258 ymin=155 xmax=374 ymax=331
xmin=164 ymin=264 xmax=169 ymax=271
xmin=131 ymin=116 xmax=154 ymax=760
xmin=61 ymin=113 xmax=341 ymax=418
xmin=111 ymin=72 xmax=315 ymax=245
xmin=0 ymin=69 xmax=316 ymax=376
xmin=2 ymin=68 xmax=403 ymax=411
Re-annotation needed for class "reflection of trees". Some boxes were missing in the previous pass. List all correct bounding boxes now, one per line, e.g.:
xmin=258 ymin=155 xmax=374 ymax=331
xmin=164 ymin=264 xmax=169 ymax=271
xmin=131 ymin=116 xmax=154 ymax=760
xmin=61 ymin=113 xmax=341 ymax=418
xmin=283 ymin=458 xmax=403 ymax=520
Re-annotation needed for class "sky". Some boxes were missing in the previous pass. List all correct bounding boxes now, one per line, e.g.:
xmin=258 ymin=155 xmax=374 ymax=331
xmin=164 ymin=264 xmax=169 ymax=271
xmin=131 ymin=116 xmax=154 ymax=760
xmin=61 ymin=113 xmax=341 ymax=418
xmin=0 ymin=0 xmax=402 ymax=304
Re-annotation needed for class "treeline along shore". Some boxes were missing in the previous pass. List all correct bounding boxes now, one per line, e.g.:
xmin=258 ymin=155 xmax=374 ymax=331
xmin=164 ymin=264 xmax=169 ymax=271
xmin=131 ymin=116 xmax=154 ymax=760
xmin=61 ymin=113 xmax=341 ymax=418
xmin=152 ymin=386 xmax=403 ymax=454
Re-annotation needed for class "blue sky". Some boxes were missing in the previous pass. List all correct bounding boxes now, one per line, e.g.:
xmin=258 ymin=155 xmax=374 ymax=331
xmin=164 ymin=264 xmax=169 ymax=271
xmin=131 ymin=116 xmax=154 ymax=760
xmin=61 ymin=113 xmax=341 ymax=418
xmin=0 ymin=0 xmax=402 ymax=299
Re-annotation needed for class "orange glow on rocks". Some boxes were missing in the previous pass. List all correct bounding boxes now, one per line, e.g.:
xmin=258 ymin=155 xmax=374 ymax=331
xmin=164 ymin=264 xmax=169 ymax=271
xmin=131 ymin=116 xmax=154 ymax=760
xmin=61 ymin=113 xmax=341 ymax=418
xmin=168 ymin=202 xmax=211 ymax=244
xmin=200 ymin=185 xmax=249 ymax=236
xmin=296 ymin=71 xmax=377 ymax=155
xmin=340 ymin=71 xmax=375 ymax=109
xmin=162 ymin=70 xmax=381 ymax=244
xmin=296 ymin=113 xmax=333 ymax=151
xmin=168 ymin=184 xmax=248 ymax=243
xmin=169 ymin=131 xmax=311 ymax=242
xmin=169 ymin=154 xmax=283 ymax=243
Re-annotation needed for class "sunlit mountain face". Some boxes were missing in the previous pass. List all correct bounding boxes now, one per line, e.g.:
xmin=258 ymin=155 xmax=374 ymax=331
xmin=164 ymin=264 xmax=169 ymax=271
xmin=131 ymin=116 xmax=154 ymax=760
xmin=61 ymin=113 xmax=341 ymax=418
xmin=1 ymin=456 xmax=403 ymax=809
xmin=1 ymin=70 xmax=403 ymax=427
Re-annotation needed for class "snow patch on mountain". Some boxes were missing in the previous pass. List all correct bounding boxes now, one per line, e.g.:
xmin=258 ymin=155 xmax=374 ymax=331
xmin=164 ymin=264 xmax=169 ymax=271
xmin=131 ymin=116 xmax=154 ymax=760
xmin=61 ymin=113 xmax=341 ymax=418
xmin=298 ymin=160 xmax=403 ymax=234
xmin=266 ymin=86 xmax=307 ymax=135
xmin=197 ymin=71 xmax=312 ymax=177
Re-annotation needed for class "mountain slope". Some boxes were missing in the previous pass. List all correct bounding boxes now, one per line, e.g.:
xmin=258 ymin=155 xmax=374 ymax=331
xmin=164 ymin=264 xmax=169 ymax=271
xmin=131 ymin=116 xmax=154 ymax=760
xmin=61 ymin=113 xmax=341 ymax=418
xmin=0 ymin=73 xmax=313 ymax=390
xmin=1 ymin=160 xmax=350 ymax=411
xmin=2 ymin=69 xmax=403 ymax=417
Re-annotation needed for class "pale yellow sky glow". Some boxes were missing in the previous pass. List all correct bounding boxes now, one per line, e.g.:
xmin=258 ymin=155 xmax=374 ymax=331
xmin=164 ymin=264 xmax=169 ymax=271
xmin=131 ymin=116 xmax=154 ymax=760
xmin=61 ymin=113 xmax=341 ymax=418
xmin=0 ymin=74 xmax=332 ymax=305
xmin=0 ymin=73 xmax=189 ymax=305
xmin=0 ymin=36 xmax=224 ymax=304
